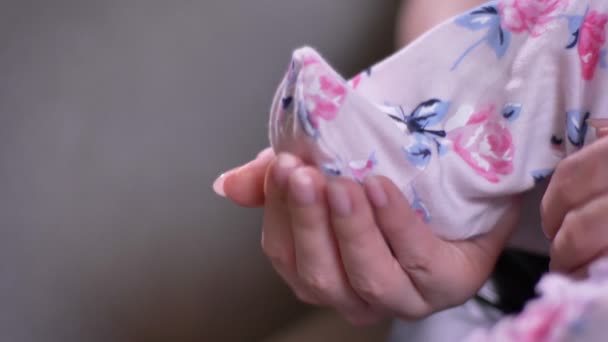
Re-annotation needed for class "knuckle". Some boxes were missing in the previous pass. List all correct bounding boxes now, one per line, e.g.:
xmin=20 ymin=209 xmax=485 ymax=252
xmin=400 ymin=252 xmax=433 ymax=275
xmin=560 ymin=211 xmax=587 ymax=252
xmin=553 ymin=158 xmax=582 ymax=202
xmin=351 ymin=277 xmax=388 ymax=303
xmin=553 ymin=178 xmax=572 ymax=207
xmin=563 ymin=209 xmax=586 ymax=234
xmin=301 ymin=273 xmax=336 ymax=295
xmin=293 ymin=289 xmax=318 ymax=305
xmin=540 ymin=195 xmax=549 ymax=221
xmin=262 ymin=241 xmax=293 ymax=268
xmin=339 ymin=223 xmax=377 ymax=249
xmin=554 ymin=155 xmax=575 ymax=179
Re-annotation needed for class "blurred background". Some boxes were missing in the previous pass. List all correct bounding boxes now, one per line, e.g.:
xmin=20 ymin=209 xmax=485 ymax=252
xmin=0 ymin=1 xmax=399 ymax=341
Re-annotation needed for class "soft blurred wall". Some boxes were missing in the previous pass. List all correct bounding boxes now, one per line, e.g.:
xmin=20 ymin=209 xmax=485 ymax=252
xmin=0 ymin=1 xmax=397 ymax=341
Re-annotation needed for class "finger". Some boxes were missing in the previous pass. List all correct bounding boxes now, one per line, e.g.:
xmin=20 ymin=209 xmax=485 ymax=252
xmin=261 ymin=154 xmax=318 ymax=304
xmin=364 ymin=176 xmax=520 ymax=310
xmin=589 ymin=119 xmax=608 ymax=138
xmin=287 ymin=167 xmax=375 ymax=319
xmin=363 ymin=176 xmax=440 ymax=273
xmin=328 ymin=177 xmax=431 ymax=319
xmin=217 ymin=148 xmax=275 ymax=207
xmin=541 ymin=138 xmax=608 ymax=240
xmin=569 ymin=250 xmax=608 ymax=279
xmin=550 ymin=194 xmax=608 ymax=274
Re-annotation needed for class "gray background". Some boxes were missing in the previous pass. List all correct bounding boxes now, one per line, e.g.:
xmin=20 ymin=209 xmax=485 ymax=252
xmin=0 ymin=1 xmax=397 ymax=341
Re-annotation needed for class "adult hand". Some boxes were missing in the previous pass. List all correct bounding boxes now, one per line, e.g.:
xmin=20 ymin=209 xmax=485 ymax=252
xmin=213 ymin=148 xmax=275 ymax=207
xmin=542 ymin=125 xmax=608 ymax=278
xmin=214 ymin=151 xmax=521 ymax=323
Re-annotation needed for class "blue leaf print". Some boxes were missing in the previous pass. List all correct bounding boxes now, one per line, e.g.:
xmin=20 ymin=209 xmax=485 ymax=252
xmin=436 ymin=140 xmax=450 ymax=156
xmin=567 ymin=316 xmax=588 ymax=337
xmin=282 ymin=96 xmax=293 ymax=110
xmin=455 ymin=5 xmax=499 ymax=30
xmin=286 ymin=59 xmax=299 ymax=86
xmin=297 ymin=103 xmax=319 ymax=139
xmin=412 ymin=99 xmax=451 ymax=127
xmin=452 ymin=2 xmax=512 ymax=71
xmin=486 ymin=24 xmax=512 ymax=58
xmin=567 ymin=15 xmax=585 ymax=33
xmin=565 ymin=7 xmax=590 ymax=49
xmin=502 ymin=103 xmax=522 ymax=122
xmin=565 ymin=15 xmax=585 ymax=49
xmin=410 ymin=186 xmax=431 ymax=224
xmin=531 ymin=169 xmax=555 ymax=184
xmin=567 ymin=110 xmax=590 ymax=147
xmin=403 ymin=136 xmax=432 ymax=170
xmin=321 ymin=163 xmax=342 ymax=177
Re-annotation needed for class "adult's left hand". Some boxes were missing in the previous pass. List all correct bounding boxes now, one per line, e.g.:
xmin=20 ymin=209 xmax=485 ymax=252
xmin=542 ymin=126 xmax=608 ymax=277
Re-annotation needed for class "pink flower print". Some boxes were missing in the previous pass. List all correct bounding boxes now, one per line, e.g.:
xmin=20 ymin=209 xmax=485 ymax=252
xmin=464 ymin=268 xmax=608 ymax=342
xmin=300 ymin=57 xmax=347 ymax=129
xmin=348 ymin=74 xmax=363 ymax=89
xmin=578 ymin=10 xmax=608 ymax=80
xmin=499 ymin=0 xmax=568 ymax=37
xmin=511 ymin=303 xmax=570 ymax=341
xmin=302 ymin=55 xmax=320 ymax=67
xmin=347 ymin=68 xmax=370 ymax=90
xmin=348 ymin=152 xmax=377 ymax=182
xmin=410 ymin=186 xmax=431 ymax=224
xmin=449 ymin=106 xmax=515 ymax=183
xmin=347 ymin=73 xmax=363 ymax=89
xmin=467 ymin=301 xmax=581 ymax=342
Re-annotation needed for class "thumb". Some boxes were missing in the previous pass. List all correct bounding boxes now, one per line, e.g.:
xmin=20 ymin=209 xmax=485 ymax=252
xmin=590 ymin=119 xmax=608 ymax=138
xmin=213 ymin=148 xmax=275 ymax=207
xmin=364 ymin=176 xmax=521 ymax=307
xmin=363 ymin=176 xmax=444 ymax=273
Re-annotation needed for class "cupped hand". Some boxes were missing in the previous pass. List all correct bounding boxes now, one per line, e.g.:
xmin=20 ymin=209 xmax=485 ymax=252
xmin=215 ymin=151 xmax=521 ymax=323
xmin=542 ymin=127 xmax=608 ymax=278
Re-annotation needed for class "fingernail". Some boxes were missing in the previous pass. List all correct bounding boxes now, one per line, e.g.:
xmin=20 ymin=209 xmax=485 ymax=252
xmin=213 ymin=173 xmax=227 ymax=197
xmin=364 ymin=176 xmax=388 ymax=208
xmin=274 ymin=153 xmax=298 ymax=186
xmin=290 ymin=169 xmax=315 ymax=205
xmin=327 ymin=181 xmax=352 ymax=216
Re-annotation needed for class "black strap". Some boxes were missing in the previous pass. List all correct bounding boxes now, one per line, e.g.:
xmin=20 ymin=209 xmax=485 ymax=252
xmin=475 ymin=249 xmax=549 ymax=314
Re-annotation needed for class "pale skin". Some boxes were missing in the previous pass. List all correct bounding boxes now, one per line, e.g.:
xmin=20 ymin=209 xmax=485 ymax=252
xmin=214 ymin=0 xmax=608 ymax=324
xmin=217 ymin=152 xmax=520 ymax=324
